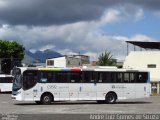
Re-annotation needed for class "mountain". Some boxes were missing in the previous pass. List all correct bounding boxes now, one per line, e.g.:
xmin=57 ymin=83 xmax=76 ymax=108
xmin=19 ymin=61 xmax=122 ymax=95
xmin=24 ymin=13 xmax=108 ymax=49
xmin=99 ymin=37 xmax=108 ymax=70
xmin=23 ymin=49 xmax=62 ymax=64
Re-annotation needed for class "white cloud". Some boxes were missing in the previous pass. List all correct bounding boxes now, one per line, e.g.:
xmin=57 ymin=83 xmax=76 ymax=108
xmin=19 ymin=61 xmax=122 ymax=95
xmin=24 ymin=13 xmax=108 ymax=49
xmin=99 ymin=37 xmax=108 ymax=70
xmin=135 ymin=9 xmax=144 ymax=21
xmin=39 ymin=45 xmax=55 ymax=51
xmin=0 ymin=1 xmax=7 ymax=7
xmin=129 ymin=34 xmax=156 ymax=42
xmin=153 ymin=11 xmax=160 ymax=18
xmin=2 ymin=24 xmax=9 ymax=29
xmin=99 ymin=4 xmax=144 ymax=25
xmin=0 ymin=6 xmax=150 ymax=61
xmin=99 ymin=9 xmax=121 ymax=25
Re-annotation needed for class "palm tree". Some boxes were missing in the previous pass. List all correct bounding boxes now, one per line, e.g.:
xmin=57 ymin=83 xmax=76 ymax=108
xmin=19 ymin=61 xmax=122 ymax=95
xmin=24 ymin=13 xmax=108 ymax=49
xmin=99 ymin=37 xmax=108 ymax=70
xmin=98 ymin=51 xmax=116 ymax=66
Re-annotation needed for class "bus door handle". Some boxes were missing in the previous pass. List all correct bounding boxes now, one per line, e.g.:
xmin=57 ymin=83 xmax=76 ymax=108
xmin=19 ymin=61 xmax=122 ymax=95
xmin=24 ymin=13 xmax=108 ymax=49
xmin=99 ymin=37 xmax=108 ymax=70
xmin=144 ymin=86 xmax=146 ymax=92
xmin=79 ymin=87 xmax=82 ymax=92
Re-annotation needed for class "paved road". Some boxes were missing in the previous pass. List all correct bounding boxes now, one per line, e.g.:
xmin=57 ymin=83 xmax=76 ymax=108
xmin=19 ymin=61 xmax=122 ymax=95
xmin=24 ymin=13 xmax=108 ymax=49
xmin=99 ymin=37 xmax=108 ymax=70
xmin=0 ymin=93 xmax=159 ymax=114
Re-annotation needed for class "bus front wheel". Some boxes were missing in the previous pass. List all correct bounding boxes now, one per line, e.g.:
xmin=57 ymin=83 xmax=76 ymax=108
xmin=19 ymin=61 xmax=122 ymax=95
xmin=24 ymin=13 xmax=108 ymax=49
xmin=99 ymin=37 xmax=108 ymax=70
xmin=41 ymin=94 xmax=53 ymax=105
xmin=105 ymin=93 xmax=117 ymax=104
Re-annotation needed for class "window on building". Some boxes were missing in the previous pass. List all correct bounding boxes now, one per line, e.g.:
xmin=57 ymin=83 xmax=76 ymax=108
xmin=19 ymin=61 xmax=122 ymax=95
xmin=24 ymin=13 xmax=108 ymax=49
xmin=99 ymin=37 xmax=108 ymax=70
xmin=147 ymin=64 xmax=156 ymax=68
xmin=47 ymin=60 xmax=54 ymax=66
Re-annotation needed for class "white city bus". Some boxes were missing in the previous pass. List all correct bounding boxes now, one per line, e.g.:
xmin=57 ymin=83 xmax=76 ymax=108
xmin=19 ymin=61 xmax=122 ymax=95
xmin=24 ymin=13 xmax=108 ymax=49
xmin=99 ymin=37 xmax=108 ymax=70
xmin=12 ymin=67 xmax=151 ymax=104
xmin=0 ymin=74 xmax=13 ymax=92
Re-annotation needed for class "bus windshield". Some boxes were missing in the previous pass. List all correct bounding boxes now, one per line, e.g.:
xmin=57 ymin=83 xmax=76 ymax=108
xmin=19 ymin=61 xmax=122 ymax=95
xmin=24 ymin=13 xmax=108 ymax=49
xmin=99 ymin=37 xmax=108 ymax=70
xmin=12 ymin=68 xmax=22 ymax=91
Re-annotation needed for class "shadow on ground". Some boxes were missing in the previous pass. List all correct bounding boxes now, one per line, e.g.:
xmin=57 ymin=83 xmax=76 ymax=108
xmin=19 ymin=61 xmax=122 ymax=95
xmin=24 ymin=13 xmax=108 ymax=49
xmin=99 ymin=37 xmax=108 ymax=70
xmin=14 ymin=101 xmax=152 ymax=106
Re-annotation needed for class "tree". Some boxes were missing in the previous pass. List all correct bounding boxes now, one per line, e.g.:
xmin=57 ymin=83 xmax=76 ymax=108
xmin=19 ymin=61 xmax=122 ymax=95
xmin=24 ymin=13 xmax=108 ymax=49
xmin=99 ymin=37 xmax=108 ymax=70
xmin=98 ymin=51 xmax=116 ymax=66
xmin=0 ymin=40 xmax=25 ymax=74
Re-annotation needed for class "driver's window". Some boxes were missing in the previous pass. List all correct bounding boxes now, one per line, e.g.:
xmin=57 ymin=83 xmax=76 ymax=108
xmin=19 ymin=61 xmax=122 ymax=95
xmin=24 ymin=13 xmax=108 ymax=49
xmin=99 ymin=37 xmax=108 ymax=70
xmin=23 ymin=70 xmax=38 ymax=90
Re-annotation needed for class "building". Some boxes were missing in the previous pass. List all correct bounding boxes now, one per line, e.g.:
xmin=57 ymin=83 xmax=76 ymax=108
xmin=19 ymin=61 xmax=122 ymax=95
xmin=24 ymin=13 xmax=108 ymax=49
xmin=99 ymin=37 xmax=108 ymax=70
xmin=46 ymin=55 xmax=90 ymax=68
xmin=123 ymin=41 xmax=160 ymax=95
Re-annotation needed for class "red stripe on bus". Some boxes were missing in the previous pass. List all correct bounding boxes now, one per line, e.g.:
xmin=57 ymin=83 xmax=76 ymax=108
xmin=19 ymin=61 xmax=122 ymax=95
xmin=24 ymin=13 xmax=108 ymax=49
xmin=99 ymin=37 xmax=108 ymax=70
xmin=71 ymin=68 xmax=81 ymax=72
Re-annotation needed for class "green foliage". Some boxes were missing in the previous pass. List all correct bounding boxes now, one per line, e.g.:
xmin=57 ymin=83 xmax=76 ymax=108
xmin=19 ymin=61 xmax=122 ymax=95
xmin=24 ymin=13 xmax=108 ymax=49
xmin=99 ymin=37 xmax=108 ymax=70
xmin=0 ymin=40 xmax=25 ymax=73
xmin=98 ymin=51 xmax=116 ymax=66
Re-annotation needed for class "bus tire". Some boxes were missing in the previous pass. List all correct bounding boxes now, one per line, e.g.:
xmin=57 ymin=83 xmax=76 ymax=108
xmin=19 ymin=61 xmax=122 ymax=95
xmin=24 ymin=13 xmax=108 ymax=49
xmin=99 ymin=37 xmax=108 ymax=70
xmin=105 ymin=92 xmax=117 ymax=104
xmin=41 ymin=93 xmax=53 ymax=105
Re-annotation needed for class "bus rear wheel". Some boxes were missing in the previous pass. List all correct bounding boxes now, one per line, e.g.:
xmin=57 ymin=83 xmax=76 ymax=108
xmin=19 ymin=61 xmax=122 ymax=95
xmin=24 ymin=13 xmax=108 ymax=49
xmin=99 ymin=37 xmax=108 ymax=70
xmin=105 ymin=93 xmax=117 ymax=104
xmin=41 ymin=94 xmax=53 ymax=105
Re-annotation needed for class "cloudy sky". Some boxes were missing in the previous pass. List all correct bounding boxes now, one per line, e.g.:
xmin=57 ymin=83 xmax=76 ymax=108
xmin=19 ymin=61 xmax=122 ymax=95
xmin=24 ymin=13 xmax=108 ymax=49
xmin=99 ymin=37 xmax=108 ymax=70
xmin=0 ymin=0 xmax=160 ymax=60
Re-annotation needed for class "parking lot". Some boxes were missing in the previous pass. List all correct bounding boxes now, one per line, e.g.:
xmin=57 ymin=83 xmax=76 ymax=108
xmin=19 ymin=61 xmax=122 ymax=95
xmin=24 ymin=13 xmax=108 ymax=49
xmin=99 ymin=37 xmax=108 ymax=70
xmin=0 ymin=93 xmax=160 ymax=114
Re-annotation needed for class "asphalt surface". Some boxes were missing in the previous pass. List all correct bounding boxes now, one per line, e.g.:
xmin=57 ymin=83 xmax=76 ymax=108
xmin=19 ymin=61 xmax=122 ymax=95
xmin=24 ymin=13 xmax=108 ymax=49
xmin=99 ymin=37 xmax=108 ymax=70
xmin=0 ymin=93 xmax=160 ymax=120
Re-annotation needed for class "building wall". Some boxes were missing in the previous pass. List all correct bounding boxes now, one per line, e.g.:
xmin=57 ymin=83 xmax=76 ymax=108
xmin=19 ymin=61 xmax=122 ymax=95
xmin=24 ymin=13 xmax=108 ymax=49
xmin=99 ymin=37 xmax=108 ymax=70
xmin=46 ymin=57 xmax=66 ymax=67
xmin=123 ymin=51 xmax=160 ymax=94
xmin=46 ymin=55 xmax=84 ymax=68
xmin=66 ymin=57 xmax=82 ymax=67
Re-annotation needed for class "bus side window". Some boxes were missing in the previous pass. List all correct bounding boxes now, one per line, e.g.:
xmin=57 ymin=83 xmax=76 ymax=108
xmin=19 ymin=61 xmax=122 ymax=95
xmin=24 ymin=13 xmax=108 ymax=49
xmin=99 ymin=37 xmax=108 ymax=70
xmin=91 ymin=72 xmax=97 ymax=83
xmin=117 ymin=73 xmax=123 ymax=83
xmin=98 ymin=72 xmax=103 ymax=83
xmin=70 ymin=72 xmax=80 ymax=83
xmin=124 ymin=73 xmax=129 ymax=83
xmin=40 ymin=71 xmax=48 ymax=83
xmin=56 ymin=72 xmax=70 ymax=83
xmin=80 ymin=72 xmax=84 ymax=83
xmin=5 ymin=77 xmax=12 ymax=83
xmin=23 ymin=70 xmax=38 ymax=90
xmin=130 ymin=73 xmax=136 ymax=83
xmin=138 ymin=72 xmax=148 ymax=83
xmin=47 ymin=72 xmax=53 ymax=83
xmin=82 ymin=71 xmax=92 ymax=83
xmin=98 ymin=72 xmax=112 ymax=83
xmin=111 ymin=72 xmax=116 ymax=83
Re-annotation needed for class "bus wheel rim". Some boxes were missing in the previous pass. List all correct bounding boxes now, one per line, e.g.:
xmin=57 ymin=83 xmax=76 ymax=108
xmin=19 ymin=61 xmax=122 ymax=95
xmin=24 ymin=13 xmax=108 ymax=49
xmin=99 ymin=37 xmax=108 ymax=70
xmin=108 ymin=95 xmax=114 ymax=102
xmin=44 ymin=96 xmax=50 ymax=102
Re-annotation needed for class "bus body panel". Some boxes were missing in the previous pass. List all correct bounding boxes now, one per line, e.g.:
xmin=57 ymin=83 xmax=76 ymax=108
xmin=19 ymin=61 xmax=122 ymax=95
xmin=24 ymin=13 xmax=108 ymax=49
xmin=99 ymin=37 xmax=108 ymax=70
xmin=96 ymin=83 xmax=124 ymax=100
xmin=135 ymin=83 xmax=150 ymax=98
xmin=0 ymin=83 xmax=12 ymax=92
xmin=12 ymin=89 xmax=24 ymax=101
xmin=78 ymin=83 xmax=97 ymax=100
xmin=12 ymin=83 xmax=151 ymax=102
xmin=123 ymin=84 xmax=136 ymax=99
xmin=69 ymin=83 xmax=82 ymax=101
xmin=24 ymin=88 xmax=35 ymax=101
xmin=0 ymin=75 xmax=13 ymax=92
